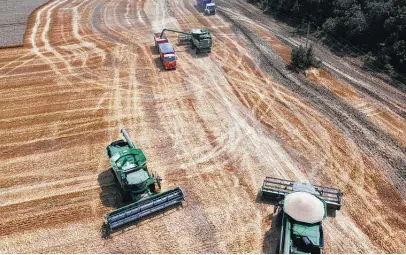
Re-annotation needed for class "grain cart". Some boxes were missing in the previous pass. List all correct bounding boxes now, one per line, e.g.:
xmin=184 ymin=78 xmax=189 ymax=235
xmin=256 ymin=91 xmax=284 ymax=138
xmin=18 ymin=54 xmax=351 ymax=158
xmin=104 ymin=129 xmax=185 ymax=232
xmin=261 ymin=177 xmax=342 ymax=254
xmin=158 ymin=28 xmax=212 ymax=54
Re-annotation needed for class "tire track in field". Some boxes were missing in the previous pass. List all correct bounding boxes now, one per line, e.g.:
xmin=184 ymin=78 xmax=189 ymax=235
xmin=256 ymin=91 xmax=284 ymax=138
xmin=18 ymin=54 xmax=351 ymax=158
xmin=1 ymin=0 xmax=406 ymax=253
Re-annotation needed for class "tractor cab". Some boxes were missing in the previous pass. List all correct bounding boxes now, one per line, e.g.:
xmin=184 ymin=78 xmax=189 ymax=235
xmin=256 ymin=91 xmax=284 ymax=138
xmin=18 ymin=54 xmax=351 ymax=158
xmin=205 ymin=3 xmax=216 ymax=15
xmin=290 ymin=222 xmax=324 ymax=254
xmin=191 ymin=28 xmax=210 ymax=37
xmin=125 ymin=169 xmax=149 ymax=189
xmin=163 ymin=53 xmax=176 ymax=69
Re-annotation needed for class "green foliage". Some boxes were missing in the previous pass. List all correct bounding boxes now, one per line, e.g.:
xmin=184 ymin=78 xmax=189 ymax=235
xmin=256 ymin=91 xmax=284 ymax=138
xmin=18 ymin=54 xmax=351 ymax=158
xmin=248 ymin=0 xmax=406 ymax=82
xmin=291 ymin=45 xmax=321 ymax=69
xmin=363 ymin=52 xmax=378 ymax=71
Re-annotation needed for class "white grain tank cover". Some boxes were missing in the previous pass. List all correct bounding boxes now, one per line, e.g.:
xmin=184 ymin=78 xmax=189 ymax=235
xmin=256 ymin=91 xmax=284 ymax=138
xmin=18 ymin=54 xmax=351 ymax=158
xmin=284 ymin=192 xmax=325 ymax=224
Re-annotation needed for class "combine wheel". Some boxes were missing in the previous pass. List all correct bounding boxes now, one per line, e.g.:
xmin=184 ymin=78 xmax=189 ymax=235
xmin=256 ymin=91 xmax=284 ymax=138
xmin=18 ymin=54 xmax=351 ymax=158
xmin=150 ymin=172 xmax=162 ymax=193
xmin=156 ymin=174 xmax=162 ymax=189
xmin=150 ymin=182 xmax=161 ymax=194
xmin=196 ymin=48 xmax=200 ymax=54
xmin=155 ymin=178 xmax=162 ymax=193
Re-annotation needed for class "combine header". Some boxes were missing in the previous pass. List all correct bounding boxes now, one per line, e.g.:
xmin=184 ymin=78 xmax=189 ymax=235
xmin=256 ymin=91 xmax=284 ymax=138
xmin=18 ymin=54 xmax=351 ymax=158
xmin=261 ymin=177 xmax=343 ymax=254
xmin=104 ymin=129 xmax=185 ymax=232
xmin=261 ymin=177 xmax=342 ymax=210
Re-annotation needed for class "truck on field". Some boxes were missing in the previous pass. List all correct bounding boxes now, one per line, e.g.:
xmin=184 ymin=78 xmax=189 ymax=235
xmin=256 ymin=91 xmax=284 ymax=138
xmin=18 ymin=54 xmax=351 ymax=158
xmin=154 ymin=32 xmax=177 ymax=70
xmin=198 ymin=0 xmax=216 ymax=15
xmin=155 ymin=28 xmax=212 ymax=57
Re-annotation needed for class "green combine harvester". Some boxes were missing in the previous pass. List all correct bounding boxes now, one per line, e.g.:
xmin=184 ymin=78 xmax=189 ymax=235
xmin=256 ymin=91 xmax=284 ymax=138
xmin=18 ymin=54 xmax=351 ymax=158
xmin=261 ymin=177 xmax=343 ymax=254
xmin=104 ymin=129 xmax=185 ymax=232
xmin=159 ymin=28 xmax=213 ymax=54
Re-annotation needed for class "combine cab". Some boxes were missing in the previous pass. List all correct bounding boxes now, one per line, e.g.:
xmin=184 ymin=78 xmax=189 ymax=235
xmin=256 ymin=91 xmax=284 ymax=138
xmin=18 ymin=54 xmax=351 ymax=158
xmin=198 ymin=0 xmax=216 ymax=15
xmin=261 ymin=177 xmax=343 ymax=254
xmin=104 ymin=129 xmax=185 ymax=232
xmin=204 ymin=3 xmax=216 ymax=15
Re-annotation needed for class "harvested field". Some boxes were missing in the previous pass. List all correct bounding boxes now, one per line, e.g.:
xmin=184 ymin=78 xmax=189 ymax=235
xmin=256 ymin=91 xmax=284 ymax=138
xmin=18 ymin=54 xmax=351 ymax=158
xmin=0 ymin=0 xmax=406 ymax=253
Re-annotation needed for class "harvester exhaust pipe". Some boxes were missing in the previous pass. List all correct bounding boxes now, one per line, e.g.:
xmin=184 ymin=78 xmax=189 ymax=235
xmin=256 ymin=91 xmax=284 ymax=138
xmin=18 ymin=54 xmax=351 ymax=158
xmin=121 ymin=128 xmax=136 ymax=149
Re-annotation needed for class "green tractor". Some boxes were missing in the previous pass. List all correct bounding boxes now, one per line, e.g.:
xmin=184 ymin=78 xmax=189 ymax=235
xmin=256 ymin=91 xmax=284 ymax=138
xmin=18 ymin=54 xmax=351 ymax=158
xmin=104 ymin=129 xmax=185 ymax=232
xmin=261 ymin=177 xmax=342 ymax=254
xmin=158 ymin=28 xmax=213 ymax=54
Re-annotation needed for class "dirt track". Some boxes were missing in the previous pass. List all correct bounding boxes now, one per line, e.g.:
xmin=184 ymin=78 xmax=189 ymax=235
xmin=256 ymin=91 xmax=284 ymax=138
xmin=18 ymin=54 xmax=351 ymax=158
xmin=0 ymin=0 xmax=405 ymax=253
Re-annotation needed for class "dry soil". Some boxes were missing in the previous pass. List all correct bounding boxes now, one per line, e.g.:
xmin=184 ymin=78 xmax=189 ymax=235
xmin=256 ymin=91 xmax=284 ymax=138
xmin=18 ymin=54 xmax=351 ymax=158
xmin=0 ymin=0 xmax=405 ymax=253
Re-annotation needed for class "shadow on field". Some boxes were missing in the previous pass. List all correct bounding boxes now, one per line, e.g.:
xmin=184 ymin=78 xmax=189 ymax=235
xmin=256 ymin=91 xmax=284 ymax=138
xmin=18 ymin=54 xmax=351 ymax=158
xmin=190 ymin=49 xmax=210 ymax=59
xmin=255 ymin=191 xmax=279 ymax=206
xmin=192 ymin=4 xmax=204 ymax=13
xmin=98 ymin=168 xmax=122 ymax=209
xmin=327 ymin=208 xmax=337 ymax=217
xmin=263 ymin=211 xmax=282 ymax=254
xmin=256 ymin=192 xmax=281 ymax=253
xmin=149 ymin=45 xmax=159 ymax=55
xmin=98 ymin=168 xmax=124 ymax=238
xmin=154 ymin=57 xmax=164 ymax=70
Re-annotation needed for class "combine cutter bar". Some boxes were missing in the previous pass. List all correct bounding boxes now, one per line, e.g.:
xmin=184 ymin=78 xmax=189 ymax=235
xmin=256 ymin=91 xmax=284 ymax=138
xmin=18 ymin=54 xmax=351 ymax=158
xmin=261 ymin=177 xmax=343 ymax=210
xmin=261 ymin=177 xmax=295 ymax=201
xmin=313 ymin=184 xmax=342 ymax=210
xmin=106 ymin=187 xmax=185 ymax=232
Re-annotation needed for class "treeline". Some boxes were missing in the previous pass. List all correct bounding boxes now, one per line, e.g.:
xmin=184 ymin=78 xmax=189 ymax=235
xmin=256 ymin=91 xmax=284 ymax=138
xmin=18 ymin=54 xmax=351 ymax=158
xmin=248 ymin=0 xmax=406 ymax=83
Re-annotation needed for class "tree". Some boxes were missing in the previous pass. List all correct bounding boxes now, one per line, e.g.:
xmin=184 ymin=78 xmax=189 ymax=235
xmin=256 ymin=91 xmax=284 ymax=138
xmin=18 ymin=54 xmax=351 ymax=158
xmin=247 ymin=0 xmax=406 ymax=83
xmin=291 ymin=45 xmax=321 ymax=69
